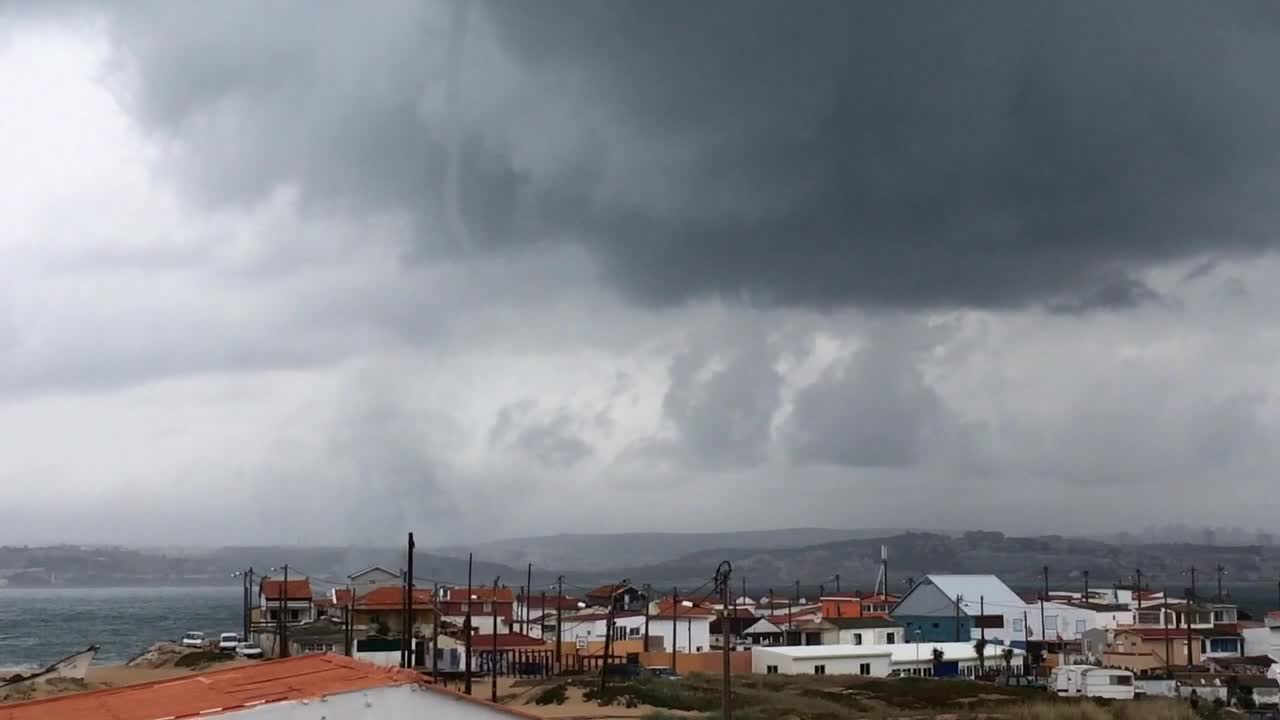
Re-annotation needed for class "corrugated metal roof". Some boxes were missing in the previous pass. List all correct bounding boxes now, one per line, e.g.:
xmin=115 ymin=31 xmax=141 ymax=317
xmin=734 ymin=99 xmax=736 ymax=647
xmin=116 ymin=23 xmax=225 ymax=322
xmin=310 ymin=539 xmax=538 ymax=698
xmin=926 ymin=575 xmax=1025 ymax=614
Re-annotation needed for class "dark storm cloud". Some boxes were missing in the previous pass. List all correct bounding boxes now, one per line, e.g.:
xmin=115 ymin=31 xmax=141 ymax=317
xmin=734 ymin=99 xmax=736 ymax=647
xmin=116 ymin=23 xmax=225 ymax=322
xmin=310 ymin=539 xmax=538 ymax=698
xmin=70 ymin=0 xmax=1280 ymax=313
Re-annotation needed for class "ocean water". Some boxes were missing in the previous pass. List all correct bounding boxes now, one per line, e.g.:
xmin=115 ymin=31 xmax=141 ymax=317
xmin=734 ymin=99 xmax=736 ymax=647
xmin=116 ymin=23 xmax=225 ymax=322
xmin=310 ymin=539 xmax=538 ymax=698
xmin=0 ymin=586 xmax=241 ymax=668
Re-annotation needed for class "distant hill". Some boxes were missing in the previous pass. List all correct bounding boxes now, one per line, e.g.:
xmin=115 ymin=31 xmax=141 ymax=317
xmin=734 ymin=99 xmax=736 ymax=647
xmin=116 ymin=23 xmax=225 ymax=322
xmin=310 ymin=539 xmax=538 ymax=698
xmin=432 ymin=528 xmax=912 ymax=571
xmin=597 ymin=531 xmax=1280 ymax=606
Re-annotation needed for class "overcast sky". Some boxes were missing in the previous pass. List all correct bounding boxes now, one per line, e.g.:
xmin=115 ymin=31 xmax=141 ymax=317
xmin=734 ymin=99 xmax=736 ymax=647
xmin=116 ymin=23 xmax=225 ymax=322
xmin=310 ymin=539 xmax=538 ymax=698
xmin=3 ymin=1 xmax=1279 ymax=547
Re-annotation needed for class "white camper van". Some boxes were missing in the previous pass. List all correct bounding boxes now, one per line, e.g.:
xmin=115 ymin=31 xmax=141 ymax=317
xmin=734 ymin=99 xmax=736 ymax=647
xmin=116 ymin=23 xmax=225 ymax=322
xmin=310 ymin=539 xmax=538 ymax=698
xmin=1049 ymin=665 xmax=1135 ymax=700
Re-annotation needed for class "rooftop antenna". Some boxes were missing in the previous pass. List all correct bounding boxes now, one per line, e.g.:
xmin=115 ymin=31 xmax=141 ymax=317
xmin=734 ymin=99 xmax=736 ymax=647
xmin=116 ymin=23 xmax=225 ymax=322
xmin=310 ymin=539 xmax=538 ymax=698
xmin=874 ymin=545 xmax=889 ymax=596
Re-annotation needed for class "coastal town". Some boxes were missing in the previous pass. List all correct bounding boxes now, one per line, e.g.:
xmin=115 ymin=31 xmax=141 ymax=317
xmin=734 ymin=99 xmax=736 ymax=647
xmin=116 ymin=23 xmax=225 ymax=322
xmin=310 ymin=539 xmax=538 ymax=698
xmin=6 ymin=544 xmax=1280 ymax=719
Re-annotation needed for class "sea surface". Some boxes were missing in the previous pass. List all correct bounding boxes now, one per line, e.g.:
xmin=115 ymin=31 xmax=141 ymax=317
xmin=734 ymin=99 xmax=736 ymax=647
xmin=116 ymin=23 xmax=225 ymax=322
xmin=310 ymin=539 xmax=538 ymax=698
xmin=0 ymin=586 xmax=241 ymax=668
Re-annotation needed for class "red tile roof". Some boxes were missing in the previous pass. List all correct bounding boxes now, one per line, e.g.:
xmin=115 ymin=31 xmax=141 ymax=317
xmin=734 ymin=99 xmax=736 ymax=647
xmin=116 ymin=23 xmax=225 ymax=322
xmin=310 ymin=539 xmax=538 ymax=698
xmin=334 ymin=588 xmax=353 ymax=606
xmin=653 ymin=599 xmax=716 ymax=618
xmin=467 ymin=633 xmax=549 ymax=649
xmin=260 ymin=578 xmax=311 ymax=601
xmin=0 ymin=654 xmax=537 ymax=720
xmin=526 ymin=595 xmax=583 ymax=611
xmin=586 ymin=583 xmax=634 ymax=599
xmin=448 ymin=586 xmax=515 ymax=603
xmin=354 ymin=586 xmax=435 ymax=610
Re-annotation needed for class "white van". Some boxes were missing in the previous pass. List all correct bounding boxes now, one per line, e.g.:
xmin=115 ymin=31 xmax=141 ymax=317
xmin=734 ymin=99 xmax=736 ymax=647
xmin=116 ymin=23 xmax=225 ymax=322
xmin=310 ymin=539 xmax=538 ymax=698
xmin=1049 ymin=665 xmax=1135 ymax=700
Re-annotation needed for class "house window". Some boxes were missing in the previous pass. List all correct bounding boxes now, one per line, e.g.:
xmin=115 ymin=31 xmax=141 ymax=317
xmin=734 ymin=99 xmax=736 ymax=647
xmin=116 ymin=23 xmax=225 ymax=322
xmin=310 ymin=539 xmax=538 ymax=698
xmin=766 ymin=665 xmax=778 ymax=674
xmin=814 ymin=665 xmax=826 ymax=675
xmin=289 ymin=610 xmax=300 ymax=622
xmin=1137 ymin=611 xmax=1161 ymax=625
xmin=853 ymin=632 xmax=863 ymax=645
xmin=859 ymin=663 xmax=871 ymax=676
xmin=1043 ymin=615 xmax=1057 ymax=634
xmin=1012 ymin=619 xmax=1024 ymax=633
xmin=1209 ymin=638 xmax=1239 ymax=653
xmin=930 ymin=622 xmax=940 ymax=629
xmin=886 ymin=632 xmax=896 ymax=644
xmin=1109 ymin=675 xmax=1133 ymax=686
xmin=696 ymin=646 xmax=703 ymax=652
xmin=1075 ymin=620 xmax=1086 ymax=634
xmin=483 ymin=602 xmax=492 ymax=613
xmin=629 ymin=626 xmax=641 ymax=637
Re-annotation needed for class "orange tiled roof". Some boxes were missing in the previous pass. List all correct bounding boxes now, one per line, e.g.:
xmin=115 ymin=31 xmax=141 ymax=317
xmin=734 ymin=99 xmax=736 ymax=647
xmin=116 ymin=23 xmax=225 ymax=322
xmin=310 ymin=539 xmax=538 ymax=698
xmin=652 ymin=599 xmax=717 ymax=618
xmin=586 ymin=583 xmax=633 ymax=599
xmin=0 ymin=654 xmax=539 ymax=720
xmin=449 ymin=586 xmax=515 ymax=603
xmin=354 ymin=586 xmax=435 ymax=610
xmin=259 ymin=578 xmax=311 ymax=601
xmin=467 ymin=633 xmax=549 ymax=649
xmin=334 ymin=588 xmax=353 ymax=606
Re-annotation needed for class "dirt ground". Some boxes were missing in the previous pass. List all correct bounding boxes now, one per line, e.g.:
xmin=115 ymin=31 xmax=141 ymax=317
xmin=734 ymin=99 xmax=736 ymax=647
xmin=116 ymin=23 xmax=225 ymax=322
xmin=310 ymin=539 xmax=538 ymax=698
xmin=0 ymin=661 xmax=256 ymax=705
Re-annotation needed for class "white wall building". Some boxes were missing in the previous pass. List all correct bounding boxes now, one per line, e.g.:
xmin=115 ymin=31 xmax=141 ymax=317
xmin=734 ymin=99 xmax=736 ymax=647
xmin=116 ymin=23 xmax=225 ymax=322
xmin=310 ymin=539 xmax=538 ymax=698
xmin=649 ymin=612 xmax=713 ymax=654
xmin=556 ymin=611 xmax=647 ymax=644
xmin=752 ymin=642 xmax=1025 ymax=679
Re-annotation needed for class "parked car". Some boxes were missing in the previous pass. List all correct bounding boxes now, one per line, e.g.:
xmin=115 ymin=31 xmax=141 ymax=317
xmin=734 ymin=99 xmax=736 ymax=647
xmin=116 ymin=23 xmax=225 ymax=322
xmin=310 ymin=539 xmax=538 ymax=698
xmin=180 ymin=631 xmax=206 ymax=649
xmin=648 ymin=666 xmax=681 ymax=680
xmin=218 ymin=633 xmax=241 ymax=653
xmin=235 ymin=641 xmax=264 ymax=659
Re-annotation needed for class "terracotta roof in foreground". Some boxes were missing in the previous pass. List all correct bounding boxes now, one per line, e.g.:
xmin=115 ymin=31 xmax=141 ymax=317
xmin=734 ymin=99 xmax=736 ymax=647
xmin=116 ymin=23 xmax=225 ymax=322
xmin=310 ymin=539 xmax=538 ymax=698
xmin=0 ymin=654 xmax=536 ymax=720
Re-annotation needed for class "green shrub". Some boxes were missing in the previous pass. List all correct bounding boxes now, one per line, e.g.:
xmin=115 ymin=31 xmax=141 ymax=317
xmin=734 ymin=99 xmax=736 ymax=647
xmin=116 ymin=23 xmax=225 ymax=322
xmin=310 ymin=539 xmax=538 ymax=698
xmin=532 ymin=682 xmax=568 ymax=705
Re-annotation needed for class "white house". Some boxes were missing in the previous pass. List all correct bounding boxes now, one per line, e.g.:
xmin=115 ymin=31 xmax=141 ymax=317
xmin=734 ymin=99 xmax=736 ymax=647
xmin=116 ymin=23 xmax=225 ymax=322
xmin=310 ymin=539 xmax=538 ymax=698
xmin=347 ymin=565 xmax=401 ymax=599
xmin=1244 ymin=613 xmax=1280 ymax=661
xmin=0 ymin=654 xmax=529 ymax=720
xmin=752 ymin=642 xmax=1025 ymax=679
xmin=1027 ymin=601 xmax=1134 ymax=642
xmin=650 ymin=601 xmax=714 ymax=654
xmin=824 ymin=617 xmax=905 ymax=646
xmin=557 ymin=611 xmax=647 ymax=645
xmin=259 ymin=577 xmax=316 ymax=626
xmin=898 ymin=575 xmax=1029 ymax=645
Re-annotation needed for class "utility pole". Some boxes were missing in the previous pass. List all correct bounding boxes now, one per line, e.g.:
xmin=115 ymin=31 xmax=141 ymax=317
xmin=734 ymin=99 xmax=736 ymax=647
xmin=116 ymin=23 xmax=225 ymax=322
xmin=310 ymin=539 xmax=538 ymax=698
xmin=671 ymin=587 xmax=679 ymax=672
xmin=716 ymin=562 xmax=733 ymax=720
xmin=431 ymin=583 xmax=440 ymax=681
xmin=1163 ymin=586 xmax=1171 ymax=672
xmin=600 ymin=577 xmax=627 ymax=694
xmin=555 ymin=575 xmax=564 ymax=674
xmin=1083 ymin=570 xmax=1089 ymax=602
xmin=1184 ymin=586 xmax=1193 ymax=668
xmin=835 ymin=573 xmax=841 ymax=594
xmin=401 ymin=568 xmax=409 ymax=668
xmin=1041 ymin=565 xmax=1048 ymax=653
xmin=642 ymin=583 xmax=651 ymax=652
xmin=980 ymin=595 xmax=986 ymax=645
xmin=525 ymin=563 xmax=533 ymax=635
xmin=1183 ymin=565 xmax=1199 ymax=600
xmin=1022 ymin=609 xmax=1030 ymax=677
xmin=492 ymin=576 xmax=501 ymax=703
xmin=954 ymin=593 xmax=962 ymax=642
xmin=539 ymin=590 xmax=546 ymax=641
xmin=465 ymin=553 xmax=473 ymax=695
xmin=408 ymin=533 xmax=415 ymax=667
xmin=246 ymin=567 xmax=255 ymax=636
xmin=1215 ymin=564 xmax=1226 ymax=601
xmin=344 ymin=588 xmax=353 ymax=656
xmin=279 ymin=564 xmax=290 ymax=658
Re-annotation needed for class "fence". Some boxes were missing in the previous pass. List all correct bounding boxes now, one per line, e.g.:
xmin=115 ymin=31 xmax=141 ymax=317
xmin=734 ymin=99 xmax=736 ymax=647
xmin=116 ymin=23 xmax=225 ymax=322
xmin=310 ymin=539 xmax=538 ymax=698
xmin=474 ymin=649 xmax=558 ymax=678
